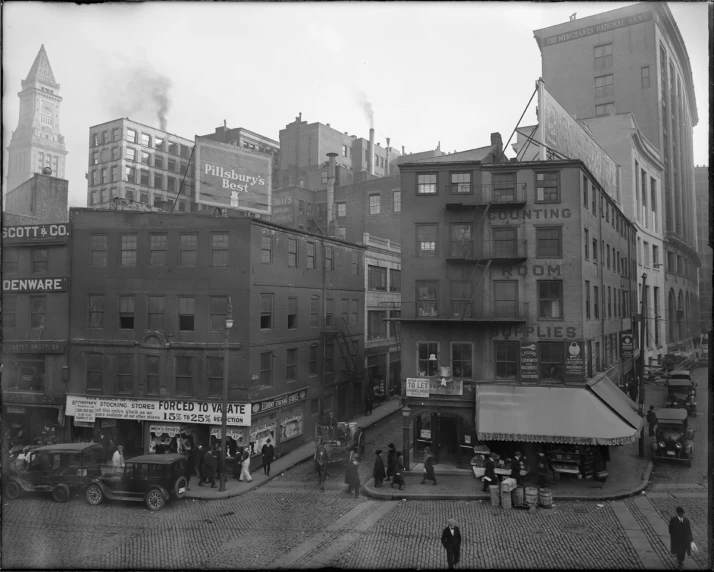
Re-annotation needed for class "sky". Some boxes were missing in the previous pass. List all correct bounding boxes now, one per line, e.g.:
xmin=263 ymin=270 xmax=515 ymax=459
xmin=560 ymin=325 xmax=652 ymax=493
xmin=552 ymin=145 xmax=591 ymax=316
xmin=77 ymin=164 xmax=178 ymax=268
xmin=3 ymin=1 xmax=709 ymax=208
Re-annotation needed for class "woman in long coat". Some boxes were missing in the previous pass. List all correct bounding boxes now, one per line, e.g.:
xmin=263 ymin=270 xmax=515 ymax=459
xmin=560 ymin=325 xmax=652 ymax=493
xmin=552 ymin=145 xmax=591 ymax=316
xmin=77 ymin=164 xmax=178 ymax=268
xmin=345 ymin=456 xmax=361 ymax=497
xmin=391 ymin=452 xmax=406 ymax=490
xmin=386 ymin=443 xmax=397 ymax=481
xmin=421 ymin=447 xmax=437 ymax=485
xmin=373 ymin=450 xmax=386 ymax=487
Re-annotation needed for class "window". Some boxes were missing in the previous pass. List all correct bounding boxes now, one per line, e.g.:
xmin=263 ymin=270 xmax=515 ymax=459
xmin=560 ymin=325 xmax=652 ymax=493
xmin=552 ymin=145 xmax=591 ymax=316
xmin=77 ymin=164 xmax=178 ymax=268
xmin=116 ymin=355 xmax=134 ymax=394
xmin=538 ymin=281 xmax=562 ymax=319
xmin=287 ymin=297 xmax=298 ymax=329
xmin=286 ymin=349 xmax=298 ymax=381
xmin=450 ymin=172 xmax=471 ymax=194
xmin=540 ymin=342 xmax=564 ymax=381
xmin=306 ymin=242 xmax=315 ymax=269
xmin=321 ymin=171 xmax=328 ymax=184
xmin=260 ymin=294 xmax=273 ymax=329
xmin=416 ymin=281 xmax=438 ymax=317
xmin=178 ymin=297 xmax=195 ymax=331
xmin=592 ymin=239 xmax=598 ymax=262
xmin=309 ymin=345 xmax=318 ymax=375
xmin=149 ymin=234 xmax=167 ymax=266
xmin=451 ymin=281 xmax=472 ymax=318
xmin=324 ymin=344 xmax=334 ymax=375
xmin=178 ymin=234 xmax=197 ymax=267
xmin=28 ymin=248 xmax=47 ymax=275
xmin=351 ymin=299 xmax=358 ymax=327
xmin=584 ymin=229 xmax=589 ymax=259
xmin=449 ymin=223 xmax=472 ymax=257
xmin=168 ymin=142 xmax=178 ymax=156
xmin=153 ymin=173 xmax=163 ymax=190
xmin=417 ymin=173 xmax=437 ymax=194
xmin=3 ymin=248 xmax=19 ymax=274
xmin=325 ymin=298 xmax=333 ymax=326
xmin=535 ymin=172 xmax=559 ymax=202
xmin=145 ymin=356 xmax=159 ymax=395
xmin=594 ymin=43 xmax=612 ymax=69
xmin=494 ymin=281 xmax=518 ymax=318
xmin=120 ymin=235 xmax=137 ymax=266
xmin=259 ymin=351 xmax=273 ymax=386
xmin=207 ymin=296 xmax=228 ymax=331
xmin=417 ymin=343 xmax=438 ymax=377
xmin=211 ymin=233 xmax=228 ymax=266
xmin=451 ymin=343 xmax=472 ymax=378
xmin=167 ymin=176 xmax=177 ymax=194
xmin=118 ymin=296 xmax=135 ymax=329
xmin=368 ymin=311 xmax=387 ymax=340
xmin=89 ymin=295 xmax=104 ymax=328
xmin=111 ymin=166 xmax=119 ymax=182
xmin=492 ymin=173 xmax=516 ymax=202
xmin=342 ymin=144 xmax=347 ymax=157
xmin=585 ymin=281 xmax=591 ymax=319
xmin=352 ymin=251 xmax=359 ymax=275
xmin=643 ymin=241 xmax=650 ymax=267
xmin=125 ymin=166 xmax=136 ymax=184
xmin=112 ymin=128 xmax=120 ymax=141
xmin=325 ymin=245 xmax=334 ymax=270
xmin=495 ymin=341 xmax=519 ymax=380
xmin=140 ymin=151 xmax=150 ymax=165
xmin=310 ymin=296 xmax=319 ymax=327
xmin=140 ymin=192 xmax=149 ymax=204
xmin=536 ymin=227 xmax=562 ymax=258
xmin=368 ymin=265 xmax=387 ymax=291
xmin=126 ymin=147 xmax=136 ymax=162
xmin=206 ymin=357 xmax=223 ymax=397
xmin=594 ymin=286 xmax=599 ymax=318
xmin=595 ymin=74 xmax=613 ymax=97
xmin=147 ymin=296 xmax=164 ymax=330
xmin=288 ymin=237 xmax=298 ymax=267
xmin=652 ymin=245 xmax=659 ymax=269
xmin=583 ymin=175 xmax=589 ymax=207
xmin=641 ymin=66 xmax=650 ymax=88
xmin=393 ymin=191 xmax=401 ymax=212
xmin=175 ymin=357 xmax=192 ymax=396
xmin=595 ymin=103 xmax=615 ymax=116
xmin=608 ymin=287 xmax=612 ymax=318
xmin=390 ymin=269 xmax=401 ymax=292
xmin=369 ymin=194 xmax=381 ymax=214
xmin=154 ymin=154 xmax=164 ymax=169
xmin=341 ymin=299 xmax=349 ymax=324
xmin=126 ymin=128 xmax=137 ymax=143
xmin=650 ymin=178 xmax=657 ymax=231
xmin=607 ymin=244 xmax=611 ymax=269
xmin=86 ymin=354 xmax=103 ymax=392
xmin=28 ymin=295 xmax=46 ymax=329
xmin=416 ymin=224 xmax=438 ymax=257
xmin=337 ymin=202 xmax=346 ymax=217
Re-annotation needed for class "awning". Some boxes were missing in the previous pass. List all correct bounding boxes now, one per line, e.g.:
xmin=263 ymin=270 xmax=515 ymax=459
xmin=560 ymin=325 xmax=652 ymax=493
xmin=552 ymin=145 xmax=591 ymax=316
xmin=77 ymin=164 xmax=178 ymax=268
xmin=587 ymin=376 xmax=644 ymax=432
xmin=475 ymin=385 xmax=639 ymax=446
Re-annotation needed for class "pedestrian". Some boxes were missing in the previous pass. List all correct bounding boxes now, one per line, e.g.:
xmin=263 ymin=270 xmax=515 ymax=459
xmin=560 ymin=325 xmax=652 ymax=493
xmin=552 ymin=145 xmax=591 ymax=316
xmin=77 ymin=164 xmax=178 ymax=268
xmin=261 ymin=438 xmax=275 ymax=476
xmin=195 ymin=442 xmax=206 ymax=482
xmin=646 ymin=405 xmax=658 ymax=437
xmin=364 ymin=391 xmax=373 ymax=416
xmin=421 ymin=447 xmax=437 ymax=486
xmin=386 ymin=443 xmax=397 ymax=481
xmin=441 ymin=518 xmax=462 ymax=569
xmin=183 ymin=448 xmax=193 ymax=490
xmin=202 ymin=447 xmax=217 ymax=488
xmin=214 ymin=444 xmax=224 ymax=482
xmin=669 ymin=506 xmax=694 ymax=570
xmin=356 ymin=427 xmax=366 ymax=458
xmin=482 ymin=454 xmax=496 ymax=492
xmin=391 ymin=452 xmax=405 ymax=490
xmin=536 ymin=452 xmax=550 ymax=487
xmin=510 ymin=451 xmax=525 ymax=487
xmin=373 ymin=450 xmax=386 ymax=487
xmin=345 ymin=455 xmax=360 ymax=497
xmin=112 ymin=445 xmax=125 ymax=473
xmin=238 ymin=444 xmax=253 ymax=482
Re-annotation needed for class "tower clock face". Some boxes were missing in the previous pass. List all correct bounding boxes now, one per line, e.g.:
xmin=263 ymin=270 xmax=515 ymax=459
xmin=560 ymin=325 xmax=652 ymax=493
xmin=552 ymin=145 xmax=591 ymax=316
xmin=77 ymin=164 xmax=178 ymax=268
xmin=42 ymin=102 xmax=54 ymax=115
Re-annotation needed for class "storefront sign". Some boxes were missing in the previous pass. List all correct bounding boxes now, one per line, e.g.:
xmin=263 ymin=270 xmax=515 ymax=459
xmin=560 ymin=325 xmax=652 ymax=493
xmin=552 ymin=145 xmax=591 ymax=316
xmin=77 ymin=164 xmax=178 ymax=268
xmin=620 ymin=333 xmax=634 ymax=360
xmin=3 ymin=341 xmax=67 ymax=354
xmin=251 ymin=388 xmax=308 ymax=415
xmin=420 ymin=429 xmax=432 ymax=440
xmin=520 ymin=343 xmax=539 ymax=381
xmin=464 ymin=435 xmax=471 ymax=445
xmin=564 ymin=341 xmax=586 ymax=381
xmin=2 ymin=223 xmax=70 ymax=241
xmin=280 ymin=412 xmax=303 ymax=442
xmin=65 ymin=395 xmax=251 ymax=426
xmin=3 ymin=277 xmax=68 ymax=292
xmin=74 ymin=401 xmax=96 ymax=424
xmin=249 ymin=420 xmax=276 ymax=456
xmin=74 ymin=421 xmax=95 ymax=428
xmin=210 ymin=426 xmax=245 ymax=442
xmin=6 ymin=406 xmax=26 ymax=414
xmin=406 ymin=378 xmax=430 ymax=398
xmin=430 ymin=378 xmax=463 ymax=396
xmin=149 ymin=424 xmax=188 ymax=437
xmin=539 ymin=11 xmax=653 ymax=47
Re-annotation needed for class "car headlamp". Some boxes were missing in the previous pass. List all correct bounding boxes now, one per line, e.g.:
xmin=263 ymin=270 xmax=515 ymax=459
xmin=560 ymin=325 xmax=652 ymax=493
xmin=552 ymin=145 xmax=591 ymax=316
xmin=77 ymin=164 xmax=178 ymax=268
xmin=675 ymin=442 xmax=682 ymax=449
xmin=658 ymin=441 xmax=665 ymax=448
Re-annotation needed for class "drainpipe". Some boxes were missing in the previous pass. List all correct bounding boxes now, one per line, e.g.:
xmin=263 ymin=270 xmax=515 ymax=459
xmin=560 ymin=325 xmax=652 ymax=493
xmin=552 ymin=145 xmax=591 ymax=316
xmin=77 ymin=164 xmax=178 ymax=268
xmin=321 ymin=235 xmax=327 ymax=419
xmin=385 ymin=138 xmax=390 ymax=176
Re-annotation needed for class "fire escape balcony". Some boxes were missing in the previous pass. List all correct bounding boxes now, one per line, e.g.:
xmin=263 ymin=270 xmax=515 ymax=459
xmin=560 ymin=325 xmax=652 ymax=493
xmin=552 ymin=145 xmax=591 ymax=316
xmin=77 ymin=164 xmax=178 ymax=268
xmin=445 ymin=183 xmax=527 ymax=210
xmin=399 ymin=301 xmax=529 ymax=323
xmin=446 ymin=239 xmax=527 ymax=263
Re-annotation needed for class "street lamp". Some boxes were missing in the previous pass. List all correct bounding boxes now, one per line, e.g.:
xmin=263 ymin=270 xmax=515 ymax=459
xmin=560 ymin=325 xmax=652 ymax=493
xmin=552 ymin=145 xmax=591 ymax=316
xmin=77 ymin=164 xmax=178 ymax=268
xmin=219 ymin=297 xmax=234 ymax=492
xmin=401 ymin=404 xmax=411 ymax=470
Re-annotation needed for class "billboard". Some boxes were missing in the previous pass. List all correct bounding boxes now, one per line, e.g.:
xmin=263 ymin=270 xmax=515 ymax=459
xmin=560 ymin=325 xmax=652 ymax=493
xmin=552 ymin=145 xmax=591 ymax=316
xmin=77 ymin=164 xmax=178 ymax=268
xmin=194 ymin=136 xmax=271 ymax=215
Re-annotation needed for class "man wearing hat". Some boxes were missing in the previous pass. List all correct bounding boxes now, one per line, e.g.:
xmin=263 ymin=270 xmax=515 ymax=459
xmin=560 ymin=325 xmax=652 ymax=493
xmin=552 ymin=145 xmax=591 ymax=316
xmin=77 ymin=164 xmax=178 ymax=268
xmin=386 ymin=443 xmax=397 ymax=481
xmin=646 ymin=405 xmax=658 ymax=437
xmin=441 ymin=518 xmax=461 ymax=569
xmin=373 ymin=449 xmax=386 ymax=487
xmin=668 ymin=506 xmax=694 ymax=570
xmin=511 ymin=451 xmax=525 ymax=486
xmin=482 ymin=454 xmax=496 ymax=492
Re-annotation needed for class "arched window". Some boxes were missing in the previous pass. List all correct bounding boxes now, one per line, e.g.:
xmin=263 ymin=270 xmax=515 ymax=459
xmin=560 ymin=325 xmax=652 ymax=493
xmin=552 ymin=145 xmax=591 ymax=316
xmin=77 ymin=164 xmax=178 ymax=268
xmin=668 ymin=289 xmax=677 ymax=342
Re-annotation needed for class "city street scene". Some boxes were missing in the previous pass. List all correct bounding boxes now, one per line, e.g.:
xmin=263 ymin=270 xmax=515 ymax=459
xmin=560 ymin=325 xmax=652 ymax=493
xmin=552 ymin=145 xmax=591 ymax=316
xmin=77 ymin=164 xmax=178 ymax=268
xmin=2 ymin=2 xmax=710 ymax=570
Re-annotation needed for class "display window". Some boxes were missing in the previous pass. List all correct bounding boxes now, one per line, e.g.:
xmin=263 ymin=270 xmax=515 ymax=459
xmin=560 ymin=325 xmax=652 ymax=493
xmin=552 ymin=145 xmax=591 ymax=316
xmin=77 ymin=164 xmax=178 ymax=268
xmin=249 ymin=419 xmax=276 ymax=457
xmin=279 ymin=406 xmax=303 ymax=443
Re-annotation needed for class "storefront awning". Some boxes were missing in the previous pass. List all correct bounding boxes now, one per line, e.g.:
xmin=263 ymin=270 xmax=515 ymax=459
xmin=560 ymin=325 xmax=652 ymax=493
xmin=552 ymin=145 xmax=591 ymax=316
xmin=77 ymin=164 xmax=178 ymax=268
xmin=587 ymin=376 xmax=644 ymax=432
xmin=475 ymin=385 xmax=639 ymax=446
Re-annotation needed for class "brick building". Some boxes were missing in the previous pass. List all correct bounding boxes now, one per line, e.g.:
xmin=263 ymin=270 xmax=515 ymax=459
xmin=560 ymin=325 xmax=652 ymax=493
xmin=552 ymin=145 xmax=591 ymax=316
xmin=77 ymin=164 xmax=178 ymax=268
xmin=398 ymin=147 xmax=641 ymax=471
xmin=4 ymin=172 xmax=69 ymax=224
xmin=65 ymin=208 xmax=365 ymax=466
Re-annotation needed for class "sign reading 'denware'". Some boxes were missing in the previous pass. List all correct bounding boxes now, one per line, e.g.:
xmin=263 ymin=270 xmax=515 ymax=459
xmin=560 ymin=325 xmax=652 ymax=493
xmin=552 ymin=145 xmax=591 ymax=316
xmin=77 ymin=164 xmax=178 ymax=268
xmin=406 ymin=378 xmax=430 ymax=397
xmin=65 ymin=395 xmax=251 ymax=426
xmin=3 ymin=277 xmax=68 ymax=292
xmin=2 ymin=223 xmax=70 ymax=241
xmin=194 ymin=136 xmax=271 ymax=216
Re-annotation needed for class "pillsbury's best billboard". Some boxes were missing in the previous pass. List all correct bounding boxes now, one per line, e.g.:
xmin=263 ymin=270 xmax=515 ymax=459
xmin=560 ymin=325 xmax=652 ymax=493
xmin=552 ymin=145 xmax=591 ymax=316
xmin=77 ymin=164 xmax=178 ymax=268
xmin=194 ymin=136 xmax=271 ymax=215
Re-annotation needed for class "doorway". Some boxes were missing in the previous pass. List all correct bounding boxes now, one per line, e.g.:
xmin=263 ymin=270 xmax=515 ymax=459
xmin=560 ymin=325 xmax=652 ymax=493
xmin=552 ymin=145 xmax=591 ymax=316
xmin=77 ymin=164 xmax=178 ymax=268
xmin=436 ymin=416 xmax=458 ymax=466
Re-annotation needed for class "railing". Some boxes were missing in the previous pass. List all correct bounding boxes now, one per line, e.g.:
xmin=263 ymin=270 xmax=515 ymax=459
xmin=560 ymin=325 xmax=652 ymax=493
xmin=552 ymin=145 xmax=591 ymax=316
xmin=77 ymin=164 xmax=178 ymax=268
xmin=361 ymin=233 xmax=401 ymax=252
xmin=447 ymin=239 xmax=527 ymax=260
xmin=445 ymin=183 xmax=527 ymax=205
xmin=401 ymin=301 xmax=529 ymax=321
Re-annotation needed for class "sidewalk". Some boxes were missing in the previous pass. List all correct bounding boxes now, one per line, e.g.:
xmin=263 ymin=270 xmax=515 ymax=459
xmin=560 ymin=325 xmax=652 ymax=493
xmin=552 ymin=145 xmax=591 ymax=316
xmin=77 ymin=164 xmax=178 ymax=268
xmin=184 ymin=397 xmax=402 ymax=500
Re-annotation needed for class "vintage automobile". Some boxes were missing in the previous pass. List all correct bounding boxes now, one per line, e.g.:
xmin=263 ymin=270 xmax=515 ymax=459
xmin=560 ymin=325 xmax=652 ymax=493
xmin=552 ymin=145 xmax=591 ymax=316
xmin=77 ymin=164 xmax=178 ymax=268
xmin=666 ymin=374 xmax=697 ymax=417
xmin=652 ymin=408 xmax=694 ymax=467
xmin=314 ymin=422 xmax=365 ymax=465
xmin=85 ymin=453 xmax=187 ymax=511
xmin=5 ymin=443 xmax=105 ymax=502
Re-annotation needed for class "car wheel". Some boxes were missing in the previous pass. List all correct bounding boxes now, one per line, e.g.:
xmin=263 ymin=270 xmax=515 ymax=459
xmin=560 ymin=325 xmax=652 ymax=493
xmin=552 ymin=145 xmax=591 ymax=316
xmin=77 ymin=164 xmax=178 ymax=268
xmin=52 ymin=484 xmax=71 ymax=503
xmin=6 ymin=480 xmax=21 ymax=500
xmin=173 ymin=476 xmax=188 ymax=499
xmin=145 ymin=488 xmax=165 ymax=511
xmin=85 ymin=483 xmax=104 ymax=505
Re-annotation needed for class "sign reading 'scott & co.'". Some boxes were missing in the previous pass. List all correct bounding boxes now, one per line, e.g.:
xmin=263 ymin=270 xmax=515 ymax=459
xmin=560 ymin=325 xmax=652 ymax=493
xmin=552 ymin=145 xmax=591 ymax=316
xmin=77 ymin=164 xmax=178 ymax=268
xmin=3 ymin=223 xmax=70 ymax=241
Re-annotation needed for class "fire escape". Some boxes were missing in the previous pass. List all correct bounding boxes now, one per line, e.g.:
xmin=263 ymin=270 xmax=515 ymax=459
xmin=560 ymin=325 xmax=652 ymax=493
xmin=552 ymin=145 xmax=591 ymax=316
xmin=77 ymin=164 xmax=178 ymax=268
xmin=323 ymin=317 xmax=365 ymax=392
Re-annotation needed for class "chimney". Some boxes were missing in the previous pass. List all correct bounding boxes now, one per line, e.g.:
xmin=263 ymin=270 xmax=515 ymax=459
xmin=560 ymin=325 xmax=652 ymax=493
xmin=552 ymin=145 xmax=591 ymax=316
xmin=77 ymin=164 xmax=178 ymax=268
xmin=401 ymin=145 xmax=405 ymax=156
xmin=385 ymin=137 xmax=391 ymax=176
xmin=326 ymin=152 xmax=338 ymax=232
xmin=490 ymin=132 xmax=503 ymax=161
xmin=368 ymin=128 xmax=375 ymax=175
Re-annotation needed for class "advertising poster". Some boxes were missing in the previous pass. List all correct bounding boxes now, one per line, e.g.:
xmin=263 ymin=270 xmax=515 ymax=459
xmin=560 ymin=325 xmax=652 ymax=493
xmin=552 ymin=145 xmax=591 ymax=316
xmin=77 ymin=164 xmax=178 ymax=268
xmin=280 ymin=406 xmax=304 ymax=442
xmin=249 ymin=420 xmax=276 ymax=457
xmin=210 ymin=427 xmax=245 ymax=442
xmin=406 ymin=378 xmax=430 ymax=398
xmin=564 ymin=341 xmax=586 ymax=381
xmin=620 ymin=332 xmax=634 ymax=360
xmin=520 ymin=343 xmax=539 ymax=381
xmin=429 ymin=378 xmax=463 ymax=396
xmin=194 ymin=136 xmax=271 ymax=215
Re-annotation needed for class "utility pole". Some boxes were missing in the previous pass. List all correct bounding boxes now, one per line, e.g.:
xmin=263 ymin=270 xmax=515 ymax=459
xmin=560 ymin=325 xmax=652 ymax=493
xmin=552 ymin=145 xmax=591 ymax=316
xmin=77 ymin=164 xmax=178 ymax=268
xmin=638 ymin=273 xmax=647 ymax=458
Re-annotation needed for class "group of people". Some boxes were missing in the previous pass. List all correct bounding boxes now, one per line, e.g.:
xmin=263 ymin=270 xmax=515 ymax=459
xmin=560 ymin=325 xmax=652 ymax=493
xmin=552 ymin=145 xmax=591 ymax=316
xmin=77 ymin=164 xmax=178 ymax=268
xmin=371 ymin=443 xmax=406 ymax=491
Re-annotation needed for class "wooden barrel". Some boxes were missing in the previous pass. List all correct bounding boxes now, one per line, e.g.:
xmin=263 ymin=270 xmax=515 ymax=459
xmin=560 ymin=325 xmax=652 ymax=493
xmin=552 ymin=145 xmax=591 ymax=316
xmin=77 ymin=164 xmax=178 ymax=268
xmin=489 ymin=485 xmax=500 ymax=507
xmin=512 ymin=486 xmax=525 ymax=507
xmin=538 ymin=487 xmax=553 ymax=509
xmin=525 ymin=486 xmax=538 ymax=507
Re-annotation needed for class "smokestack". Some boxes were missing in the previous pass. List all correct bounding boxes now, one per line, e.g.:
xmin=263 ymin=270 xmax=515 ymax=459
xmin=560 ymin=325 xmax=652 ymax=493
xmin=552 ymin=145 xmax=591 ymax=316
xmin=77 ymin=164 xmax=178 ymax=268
xmin=386 ymin=137 xmax=391 ymax=176
xmin=490 ymin=132 xmax=503 ymax=161
xmin=326 ymin=152 xmax=338 ymax=232
xmin=402 ymin=146 xmax=405 ymax=156
xmin=368 ymin=128 xmax=375 ymax=175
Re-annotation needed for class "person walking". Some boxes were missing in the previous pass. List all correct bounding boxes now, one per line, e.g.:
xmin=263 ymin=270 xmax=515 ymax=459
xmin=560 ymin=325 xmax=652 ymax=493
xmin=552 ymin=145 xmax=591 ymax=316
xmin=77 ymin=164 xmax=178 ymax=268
xmin=111 ymin=445 xmax=125 ymax=473
xmin=421 ymin=447 xmax=437 ymax=485
xmin=386 ymin=443 xmax=397 ymax=481
xmin=214 ymin=444 xmax=224 ymax=483
xmin=261 ymin=438 xmax=275 ymax=476
xmin=441 ymin=518 xmax=462 ymax=569
xmin=373 ymin=450 xmax=386 ymax=487
xmin=482 ymin=454 xmax=496 ymax=492
xmin=510 ymin=451 xmax=525 ymax=487
xmin=195 ymin=442 xmax=207 ymax=482
xmin=364 ymin=391 xmax=373 ymax=416
xmin=669 ymin=506 xmax=694 ymax=570
xmin=356 ymin=427 xmax=366 ymax=458
xmin=345 ymin=455 xmax=361 ymax=498
xmin=646 ymin=405 xmax=658 ymax=437
xmin=202 ymin=447 xmax=217 ymax=488
xmin=391 ymin=452 xmax=405 ymax=490
xmin=238 ymin=445 xmax=253 ymax=482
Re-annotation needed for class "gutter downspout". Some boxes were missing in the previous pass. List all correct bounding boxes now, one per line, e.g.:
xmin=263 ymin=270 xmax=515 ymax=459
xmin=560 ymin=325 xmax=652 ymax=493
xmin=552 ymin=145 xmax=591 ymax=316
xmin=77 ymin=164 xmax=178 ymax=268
xmin=320 ymin=234 xmax=327 ymax=419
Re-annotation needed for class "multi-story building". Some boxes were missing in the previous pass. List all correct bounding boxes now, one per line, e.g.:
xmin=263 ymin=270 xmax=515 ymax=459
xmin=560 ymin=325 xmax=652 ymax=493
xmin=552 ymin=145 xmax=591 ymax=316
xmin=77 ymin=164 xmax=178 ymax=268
xmin=65 ymin=208 xmax=365 ymax=466
xmin=694 ymin=165 xmax=711 ymax=333
xmin=533 ymin=2 xmax=701 ymax=354
xmin=5 ymin=45 xmax=68 ymax=199
xmin=3 ymin=172 xmax=69 ymax=225
xmin=398 ymin=147 xmax=641 ymax=471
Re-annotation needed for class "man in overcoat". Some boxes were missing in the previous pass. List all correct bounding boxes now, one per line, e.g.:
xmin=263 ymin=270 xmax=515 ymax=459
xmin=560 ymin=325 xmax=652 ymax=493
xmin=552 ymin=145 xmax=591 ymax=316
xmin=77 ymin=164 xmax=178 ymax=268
xmin=441 ymin=518 xmax=461 ymax=569
xmin=669 ymin=506 xmax=694 ymax=570
xmin=372 ymin=450 xmax=386 ymax=487
xmin=345 ymin=455 xmax=360 ymax=498
xmin=646 ymin=405 xmax=658 ymax=437
xmin=202 ymin=447 xmax=217 ymax=488
xmin=386 ymin=443 xmax=397 ymax=481
xmin=510 ymin=451 xmax=525 ymax=486
xmin=261 ymin=438 xmax=275 ymax=476
xmin=482 ymin=454 xmax=496 ymax=492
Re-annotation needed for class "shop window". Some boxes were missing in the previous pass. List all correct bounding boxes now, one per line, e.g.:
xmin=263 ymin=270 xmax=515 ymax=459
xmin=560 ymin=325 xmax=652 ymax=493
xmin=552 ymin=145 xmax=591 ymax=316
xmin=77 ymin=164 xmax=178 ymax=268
xmin=3 ymin=247 xmax=19 ymax=274
xmin=450 ymin=280 xmax=472 ymax=318
xmin=310 ymin=295 xmax=319 ymax=327
xmin=538 ymin=281 xmax=562 ymax=319
xmin=416 ymin=224 xmax=438 ymax=257
xmin=417 ymin=173 xmax=437 ymax=194
xmin=179 ymin=234 xmax=197 ymax=266
xmin=288 ymin=237 xmax=298 ymax=267
xmin=175 ymin=356 xmax=193 ymax=396
xmin=146 ymin=355 xmax=160 ymax=395
xmin=260 ymin=294 xmax=273 ymax=329
xmin=416 ymin=281 xmax=438 ymax=317
xmin=149 ymin=234 xmax=167 ymax=267
xmin=207 ymin=357 xmax=223 ymax=397
xmin=120 ymin=234 xmax=137 ymax=266
xmin=178 ymin=297 xmax=195 ymax=331
xmin=494 ymin=341 xmax=519 ymax=380
xmin=368 ymin=310 xmax=387 ymax=340
xmin=368 ymin=265 xmax=387 ymax=291
xmin=535 ymin=172 xmax=559 ymax=203
xmin=535 ymin=227 xmax=562 ymax=258
xmin=86 ymin=354 xmax=103 ymax=392
xmin=309 ymin=345 xmax=318 ymax=375
xmin=325 ymin=245 xmax=334 ymax=270
xmin=351 ymin=299 xmax=359 ymax=327
xmin=539 ymin=342 xmax=564 ymax=381
xmin=89 ymin=295 xmax=105 ymax=328
xmin=306 ymin=242 xmax=315 ymax=270
xmin=30 ymin=296 xmax=46 ymax=329
xmin=211 ymin=233 xmax=229 ymax=267
xmin=261 ymin=234 xmax=272 ymax=264
xmin=260 ymin=351 xmax=273 ymax=385
xmin=417 ymin=342 xmax=438 ymax=377
xmin=116 ymin=355 xmax=134 ymax=394
xmin=286 ymin=348 xmax=298 ymax=381
xmin=210 ymin=296 xmax=229 ymax=330
xmin=451 ymin=343 xmax=472 ymax=378
xmin=389 ymin=269 xmax=401 ymax=292
xmin=148 ymin=296 xmax=165 ymax=330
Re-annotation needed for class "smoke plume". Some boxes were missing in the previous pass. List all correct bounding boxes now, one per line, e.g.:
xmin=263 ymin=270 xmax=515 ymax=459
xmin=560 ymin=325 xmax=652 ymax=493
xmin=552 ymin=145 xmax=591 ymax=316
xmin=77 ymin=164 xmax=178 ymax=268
xmin=355 ymin=90 xmax=374 ymax=128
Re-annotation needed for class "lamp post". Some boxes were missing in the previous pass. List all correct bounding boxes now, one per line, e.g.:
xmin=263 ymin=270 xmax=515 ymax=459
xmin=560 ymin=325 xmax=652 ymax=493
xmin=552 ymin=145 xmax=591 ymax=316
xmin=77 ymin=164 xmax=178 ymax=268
xmin=219 ymin=297 xmax=234 ymax=492
xmin=401 ymin=404 xmax=411 ymax=470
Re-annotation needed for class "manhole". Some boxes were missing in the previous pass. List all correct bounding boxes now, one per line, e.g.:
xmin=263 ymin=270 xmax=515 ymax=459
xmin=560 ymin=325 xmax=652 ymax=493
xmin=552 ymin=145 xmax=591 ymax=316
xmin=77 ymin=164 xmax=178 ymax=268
xmin=561 ymin=522 xmax=592 ymax=535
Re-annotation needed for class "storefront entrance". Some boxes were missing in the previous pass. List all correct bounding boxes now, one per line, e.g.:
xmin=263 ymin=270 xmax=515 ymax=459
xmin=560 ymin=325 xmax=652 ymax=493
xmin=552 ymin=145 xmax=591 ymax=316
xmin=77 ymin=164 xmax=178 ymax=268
xmin=436 ymin=416 xmax=458 ymax=465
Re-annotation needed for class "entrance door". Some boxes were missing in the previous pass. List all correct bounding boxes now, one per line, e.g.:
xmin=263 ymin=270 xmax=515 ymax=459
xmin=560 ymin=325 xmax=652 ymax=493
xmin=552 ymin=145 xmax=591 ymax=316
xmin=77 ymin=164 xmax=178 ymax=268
xmin=437 ymin=417 xmax=458 ymax=466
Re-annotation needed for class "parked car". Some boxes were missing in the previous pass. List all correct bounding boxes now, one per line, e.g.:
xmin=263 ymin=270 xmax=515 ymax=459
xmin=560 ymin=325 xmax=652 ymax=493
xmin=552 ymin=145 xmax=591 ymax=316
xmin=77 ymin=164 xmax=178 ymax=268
xmin=5 ymin=443 xmax=105 ymax=502
xmin=85 ymin=453 xmax=187 ymax=511
xmin=651 ymin=408 xmax=694 ymax=467
xmin=666 ymin=374 xmax=697 ymax=417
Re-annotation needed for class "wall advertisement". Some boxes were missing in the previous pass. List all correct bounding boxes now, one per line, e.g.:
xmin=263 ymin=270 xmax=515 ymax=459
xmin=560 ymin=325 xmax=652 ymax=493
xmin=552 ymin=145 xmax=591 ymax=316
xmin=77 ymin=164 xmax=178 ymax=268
xmin=3 ymin=223 xmax=70 ymax=241
xmin=248 ymin=420 xmax=276 ymax=457
xmin=194 ymin=136 xmax=271 ymax=215
xmin=210 ymin=426 xmax=245 ymax=442
xmin=520 ymin=343 xmax=539 ymax=381
xmin=564 ymin=341 xmax=586 ymax=381
xmin=406 ymin=378 xmax=430 ymax=398
xmin=280 ymin=405 xmax=304 ymax=442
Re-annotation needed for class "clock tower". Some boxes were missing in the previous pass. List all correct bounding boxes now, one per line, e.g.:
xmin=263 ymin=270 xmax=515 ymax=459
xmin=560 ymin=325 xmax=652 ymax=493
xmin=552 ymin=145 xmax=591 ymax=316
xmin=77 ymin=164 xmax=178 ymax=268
xmin=5 ymin=45 xmax=68 ymax=195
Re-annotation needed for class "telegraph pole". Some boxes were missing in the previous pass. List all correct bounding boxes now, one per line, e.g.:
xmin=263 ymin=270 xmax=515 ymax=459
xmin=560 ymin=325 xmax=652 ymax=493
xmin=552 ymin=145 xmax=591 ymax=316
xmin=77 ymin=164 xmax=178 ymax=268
xmin=638 ymin=273 xmax=647 ymax=458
